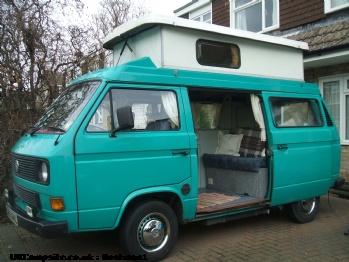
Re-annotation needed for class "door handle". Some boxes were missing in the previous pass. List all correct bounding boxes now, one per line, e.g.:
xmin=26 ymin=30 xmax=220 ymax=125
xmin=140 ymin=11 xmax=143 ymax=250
xmin=172 ymin=151 xmax=189 ymax=156
xmin=277 ymin=145 xmax=288 ymax=150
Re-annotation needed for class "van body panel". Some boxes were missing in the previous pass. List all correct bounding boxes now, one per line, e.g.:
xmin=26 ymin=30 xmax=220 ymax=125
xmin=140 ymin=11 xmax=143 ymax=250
xmin=74 ymin=84 xmax=196 ymax=229
xmin=261 ymin=92 xmax=341 ymax=206
xmin=70 ymin=58 xmax=321 ymax=95
xmin=11 ymin=135 xmax=79 ymax=231
xmin=113 ymin=180 xmax=198 ymax=227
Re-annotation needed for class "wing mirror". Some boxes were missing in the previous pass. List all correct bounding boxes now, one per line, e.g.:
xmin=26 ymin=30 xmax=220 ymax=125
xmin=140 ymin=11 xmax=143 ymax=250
xmin=110 ymin=106 xmax=134 ymax=138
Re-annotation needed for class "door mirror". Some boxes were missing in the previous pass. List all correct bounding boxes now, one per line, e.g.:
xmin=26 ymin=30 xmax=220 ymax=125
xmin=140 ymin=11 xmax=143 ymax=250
xmin=110 ymin=106 xmax=134 ymax=137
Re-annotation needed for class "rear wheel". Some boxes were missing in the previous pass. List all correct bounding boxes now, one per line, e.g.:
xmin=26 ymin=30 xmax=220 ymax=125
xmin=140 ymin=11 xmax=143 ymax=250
xmin=119 ymin=200 xmax=178 ymax=262
xmin=285 ymin=197 xmax=320 ymax=223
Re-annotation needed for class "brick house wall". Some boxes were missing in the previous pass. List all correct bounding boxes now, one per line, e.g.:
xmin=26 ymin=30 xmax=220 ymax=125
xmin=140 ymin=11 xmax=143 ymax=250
xmin=341 ymin=146 xmax=349 ymax=181
xmin=212 ymin=0 xmax=230 ymax=27
xmin=210 ymin=0 xmax=326 ymax=30
xmin=280 ymin=0 xmax=325 ymax=30
xmin=304 ymin=63 xmax=349 ymax=83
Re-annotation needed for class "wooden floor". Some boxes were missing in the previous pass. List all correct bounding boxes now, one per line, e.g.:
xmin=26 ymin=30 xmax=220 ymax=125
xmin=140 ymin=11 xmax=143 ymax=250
xmin=196 ymin=189 xmax=264 ymax=214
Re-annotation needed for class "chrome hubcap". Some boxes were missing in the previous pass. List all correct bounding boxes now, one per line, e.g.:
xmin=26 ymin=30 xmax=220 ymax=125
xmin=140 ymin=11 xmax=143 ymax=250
xmin=137 ymin=212 xmax=170 ymax=253
xmin=298 ymin=198 xmax=316 ymax=214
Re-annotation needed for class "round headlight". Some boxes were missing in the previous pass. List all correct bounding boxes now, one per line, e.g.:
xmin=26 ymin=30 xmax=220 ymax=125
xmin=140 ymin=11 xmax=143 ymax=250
xmin=39 ymin=162 xmax=49 ymax=183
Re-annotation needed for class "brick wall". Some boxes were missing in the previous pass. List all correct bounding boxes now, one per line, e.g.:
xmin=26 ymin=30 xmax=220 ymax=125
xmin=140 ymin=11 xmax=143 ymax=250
xmin=212 ymin=0 xmax=230 ymax=27
xmin=341 ymin=146 xmax=349 ymax=181
xmin=280 ymin=0 xmax=325 ymax=31
xmin=304 ymin=62 xmax=349 ymax=84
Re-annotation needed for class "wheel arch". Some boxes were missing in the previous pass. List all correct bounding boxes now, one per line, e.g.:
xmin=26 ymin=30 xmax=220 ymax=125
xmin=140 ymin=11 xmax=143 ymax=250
xmin=114 ymin=189 xmax=184 ymax=228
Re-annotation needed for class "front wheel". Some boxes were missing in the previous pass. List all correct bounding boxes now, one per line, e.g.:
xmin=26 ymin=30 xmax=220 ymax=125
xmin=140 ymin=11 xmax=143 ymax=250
xmin=285 ymin=197 xmax=320 ymax=223
xmin=119 ymin=200 xmax=178 ymax=262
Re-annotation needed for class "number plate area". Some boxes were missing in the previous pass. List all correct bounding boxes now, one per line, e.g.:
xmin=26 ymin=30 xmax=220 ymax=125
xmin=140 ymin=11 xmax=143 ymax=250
xmin=6 ymin=205 xmax=18 ymax=226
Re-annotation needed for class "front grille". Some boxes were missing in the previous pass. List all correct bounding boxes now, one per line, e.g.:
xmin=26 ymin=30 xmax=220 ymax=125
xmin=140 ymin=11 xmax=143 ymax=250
xmin=11 ymin=154 xmax=38 ymax=181
xmin=13 ymin=183 xmax=41 ymax=208
xmin=11 ymin=154 xmax=49 ymax=185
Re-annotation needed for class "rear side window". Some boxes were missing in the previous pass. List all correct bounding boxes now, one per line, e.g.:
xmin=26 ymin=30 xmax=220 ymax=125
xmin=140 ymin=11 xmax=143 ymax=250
xmin=196 ymin=39 xmax=241 ymax=69
xmin=270 ymin=98 xmax=323 ymax=127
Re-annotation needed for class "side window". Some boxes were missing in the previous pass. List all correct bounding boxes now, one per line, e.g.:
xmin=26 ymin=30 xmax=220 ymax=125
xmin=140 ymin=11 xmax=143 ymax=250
xmin=87 ymin=94 xmax=112 ymax=132
xmin=270 ymin=98 xmax=323 ymax=127
xmin=191 ymin=102 xmax=222 ymax=129
xmin=112 ymin=89 xmax=179 ymax=131
xmin=196 ymin=39 xmax=241 ymax=69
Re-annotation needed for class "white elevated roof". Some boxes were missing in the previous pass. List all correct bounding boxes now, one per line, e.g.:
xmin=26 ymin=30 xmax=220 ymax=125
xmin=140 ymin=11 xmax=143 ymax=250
xmin=103 ymin=15 xmax=308 ymax=81
xmin=103 ymin=15 xmax=308 ymax=51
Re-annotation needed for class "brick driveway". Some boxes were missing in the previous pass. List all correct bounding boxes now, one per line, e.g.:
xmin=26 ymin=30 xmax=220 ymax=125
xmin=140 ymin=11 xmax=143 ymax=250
xmin=1 ymin=195 xmax=349 ymax=261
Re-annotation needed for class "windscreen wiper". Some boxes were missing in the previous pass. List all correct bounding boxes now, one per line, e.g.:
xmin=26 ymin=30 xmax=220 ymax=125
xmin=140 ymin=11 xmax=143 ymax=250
xmin=29 ymin=127 xmax=40 ymax=136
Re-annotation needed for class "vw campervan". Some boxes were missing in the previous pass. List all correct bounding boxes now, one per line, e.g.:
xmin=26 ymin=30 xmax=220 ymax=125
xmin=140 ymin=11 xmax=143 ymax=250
xmin=5 ymin=16 xmax=344 ymax=261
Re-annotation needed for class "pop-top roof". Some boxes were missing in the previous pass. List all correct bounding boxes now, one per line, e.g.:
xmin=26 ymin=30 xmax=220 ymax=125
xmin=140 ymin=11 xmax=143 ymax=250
xmin=103 ymin=15 xmax=309 ymax=51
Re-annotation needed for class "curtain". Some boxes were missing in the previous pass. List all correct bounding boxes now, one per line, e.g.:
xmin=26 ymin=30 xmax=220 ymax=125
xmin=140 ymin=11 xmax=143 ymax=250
xmin=332 ymin=0 xmax=349 ymax=8
xmin=272 ymin=0 xmax=277 ymax=25
xmin=190 ymin=102 xmax=198 ymax=128
xmin=250 ymin=94 xmax=266 ymax=141
xmin=161 ymin=91 xmax=179 ymax=126
xmin=265 ymin=0 xmax=278 ymax=28
xmin=236 ymin=10 xmax=247 ymax=30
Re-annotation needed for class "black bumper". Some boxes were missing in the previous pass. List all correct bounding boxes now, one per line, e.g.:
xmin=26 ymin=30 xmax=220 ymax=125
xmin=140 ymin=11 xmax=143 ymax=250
xmin=333 ymin=177 xmax=345 ymax=189
xmin=5 ymin=192 xmax=68 ymax=238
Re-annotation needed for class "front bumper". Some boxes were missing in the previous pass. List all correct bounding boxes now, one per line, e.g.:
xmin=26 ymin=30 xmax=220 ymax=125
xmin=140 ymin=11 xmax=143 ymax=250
xmin=5 ymin=189 xmax=68 ymax=238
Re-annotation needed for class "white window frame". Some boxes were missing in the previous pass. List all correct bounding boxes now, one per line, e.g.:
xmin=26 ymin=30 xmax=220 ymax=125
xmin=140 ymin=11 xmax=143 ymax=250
xmin=230 ymin=0 xmax=279 ymax=33
xmin=320 ymin=74 xmax=349 ymax=144
xmin=191 ymin=11 xmax=212 ymax=23
xmin=324 ymin=0 xmax=349 ymax=14
xmin=189 ymin=2 xmax=212 ymax=24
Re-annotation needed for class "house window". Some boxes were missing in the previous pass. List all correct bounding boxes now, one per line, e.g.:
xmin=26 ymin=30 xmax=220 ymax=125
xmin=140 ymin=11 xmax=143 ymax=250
xmin=192 ymin=11 xmax=212 ymax=23
xmin=232 ymin=0 xmax=279 ymax=33
xmin=324 ymin=0 xmax=349 ymax=14
xmin=320 ymin=75 xmax=349 ymax=143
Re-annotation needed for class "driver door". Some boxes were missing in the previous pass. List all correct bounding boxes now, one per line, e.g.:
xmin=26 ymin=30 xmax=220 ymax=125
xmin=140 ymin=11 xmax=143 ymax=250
xmin=74 ymin=84 xmax=193 ymax=229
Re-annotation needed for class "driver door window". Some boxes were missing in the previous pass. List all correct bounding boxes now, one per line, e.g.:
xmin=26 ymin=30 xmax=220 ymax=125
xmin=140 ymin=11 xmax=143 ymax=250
xmin=87 ymin=89 xmax=179 ymax=132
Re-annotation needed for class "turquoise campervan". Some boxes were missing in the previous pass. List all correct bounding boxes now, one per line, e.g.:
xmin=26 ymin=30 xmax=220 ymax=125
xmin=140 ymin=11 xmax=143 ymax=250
xmin=5 ymin=16 xmax=344 ymax=261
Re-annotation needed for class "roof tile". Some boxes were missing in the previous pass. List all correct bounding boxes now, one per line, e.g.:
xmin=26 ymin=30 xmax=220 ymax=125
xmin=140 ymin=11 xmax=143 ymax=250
xmin=288 ymin=20 xmax=349 ymax=51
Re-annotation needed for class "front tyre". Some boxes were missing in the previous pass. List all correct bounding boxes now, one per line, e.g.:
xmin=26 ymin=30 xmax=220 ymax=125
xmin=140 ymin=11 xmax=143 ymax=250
xmin=285 ymin=197 xmax=320 ymax=223
xmin=119 ymin=200 xmax=178 ymax=262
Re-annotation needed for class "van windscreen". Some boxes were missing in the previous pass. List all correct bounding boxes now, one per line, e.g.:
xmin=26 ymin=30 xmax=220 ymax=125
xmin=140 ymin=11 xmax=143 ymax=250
xmin=32 ymin=81 xmax=101 ymax=134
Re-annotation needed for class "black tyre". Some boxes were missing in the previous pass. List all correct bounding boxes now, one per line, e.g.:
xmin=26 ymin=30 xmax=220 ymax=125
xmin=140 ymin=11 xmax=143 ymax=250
xmin=285 ymin=197 xmax=320 ymax=223
xmin=119 ymin=200 xmax=178 ymax=262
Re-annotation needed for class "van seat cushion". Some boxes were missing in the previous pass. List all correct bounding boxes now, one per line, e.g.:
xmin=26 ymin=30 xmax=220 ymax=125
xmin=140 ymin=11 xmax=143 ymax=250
xmin=215 ymin=131 xmax=243 ymax=156
xmin=235 ymin=128 xmax=266 ymax=157
xmin=203 ymin=154 xmax=267 ymax=172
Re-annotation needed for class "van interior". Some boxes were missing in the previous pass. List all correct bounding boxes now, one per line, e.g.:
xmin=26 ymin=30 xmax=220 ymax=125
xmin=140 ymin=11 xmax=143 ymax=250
xmin=188 ymin=88 xmax=269 ymax=217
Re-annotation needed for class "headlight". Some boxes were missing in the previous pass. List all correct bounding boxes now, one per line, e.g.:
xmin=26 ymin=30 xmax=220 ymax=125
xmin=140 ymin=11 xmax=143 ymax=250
xmin=38 ymin=161 xmax=49 ymax=183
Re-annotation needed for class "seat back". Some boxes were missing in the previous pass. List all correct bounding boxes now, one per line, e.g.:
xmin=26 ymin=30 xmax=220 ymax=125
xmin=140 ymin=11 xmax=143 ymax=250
xmin=146 ymin=120 xmax=171 ymax=130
